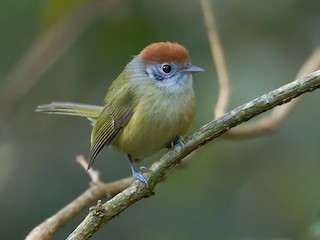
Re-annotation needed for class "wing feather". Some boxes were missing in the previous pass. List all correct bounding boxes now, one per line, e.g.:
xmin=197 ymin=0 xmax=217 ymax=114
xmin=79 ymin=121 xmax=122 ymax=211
xmin=87 ymin=104 xmax=134 ymax=169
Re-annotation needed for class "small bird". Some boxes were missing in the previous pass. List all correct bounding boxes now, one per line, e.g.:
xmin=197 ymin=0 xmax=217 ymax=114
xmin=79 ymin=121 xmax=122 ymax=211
xmin=36 ymin=42 xmax=204 ymax=185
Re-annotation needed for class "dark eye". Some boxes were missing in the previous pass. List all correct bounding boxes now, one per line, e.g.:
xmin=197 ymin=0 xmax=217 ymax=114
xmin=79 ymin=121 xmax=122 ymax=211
xmin=162 ymin=64 xmax=172 ymax=74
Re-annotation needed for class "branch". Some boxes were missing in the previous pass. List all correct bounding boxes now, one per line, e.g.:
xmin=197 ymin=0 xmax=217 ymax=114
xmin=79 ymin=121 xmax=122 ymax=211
xmin=200 ymin=0 xmax=230 ymax=118
xmin=67 ymin=70 xmax=320 ymax=239
xmin=226 ymin=47 xmax=320 ymax=138
xmin=76 ymin=155 xmax=100 ymax=182
xmin=25 ymin=157 xmax=133 ymax=240
xmin=200 ymin=0 xmax=320 ymax=137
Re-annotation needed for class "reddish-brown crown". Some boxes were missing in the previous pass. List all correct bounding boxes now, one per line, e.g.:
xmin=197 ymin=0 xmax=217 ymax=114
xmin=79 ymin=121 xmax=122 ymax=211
xmin=139 ymin=42 xmax=190 ymax=65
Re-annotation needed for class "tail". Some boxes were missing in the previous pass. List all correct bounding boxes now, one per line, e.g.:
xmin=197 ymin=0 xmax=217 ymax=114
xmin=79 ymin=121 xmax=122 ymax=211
xmin=36 ymin=102 xmax=103 ymax=122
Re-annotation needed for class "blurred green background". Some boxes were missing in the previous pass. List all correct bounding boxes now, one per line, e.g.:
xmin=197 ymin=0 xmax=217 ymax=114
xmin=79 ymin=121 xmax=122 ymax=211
xmin=1 ymin=0 xmax=320 ymax=239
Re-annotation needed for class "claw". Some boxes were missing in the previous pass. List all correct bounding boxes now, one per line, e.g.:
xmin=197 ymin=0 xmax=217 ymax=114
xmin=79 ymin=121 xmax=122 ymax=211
xmin=128 ymin=154 xmax=148 ymax=186
xmin=132 ymin=172 xmax=148 ymax=186
xmin=170 ymin=135 xmax=185 ymax=151
xmin=139 ymin=166 xmax=148 ymax=173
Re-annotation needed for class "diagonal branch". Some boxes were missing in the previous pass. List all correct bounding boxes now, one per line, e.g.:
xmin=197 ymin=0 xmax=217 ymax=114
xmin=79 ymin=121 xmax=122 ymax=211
xmin=67 ymin=70 xmax=320 ymax=240
xmin=25 ymin=157 xmax=133 ymax=240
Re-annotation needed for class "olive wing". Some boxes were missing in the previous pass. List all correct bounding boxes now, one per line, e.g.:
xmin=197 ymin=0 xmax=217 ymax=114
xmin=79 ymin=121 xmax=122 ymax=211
xmin=88 ymin=105 xmax=134 ymax=169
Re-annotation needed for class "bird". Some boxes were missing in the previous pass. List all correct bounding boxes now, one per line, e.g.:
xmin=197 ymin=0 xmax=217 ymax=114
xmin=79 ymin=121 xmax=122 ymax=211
xmin=36 ymin=42 xmax=204 ymax=185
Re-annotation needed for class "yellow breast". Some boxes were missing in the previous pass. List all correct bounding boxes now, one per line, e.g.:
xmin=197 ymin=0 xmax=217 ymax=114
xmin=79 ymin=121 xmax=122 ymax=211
xmin=113 ymin=85 xmax=195 ymax=161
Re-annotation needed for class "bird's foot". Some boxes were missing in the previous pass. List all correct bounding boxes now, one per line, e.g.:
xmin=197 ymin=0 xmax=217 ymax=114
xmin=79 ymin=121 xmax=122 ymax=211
xmin=170 ymin=135 xmax=185 ymax=152
xmin=132 ymin=170 xmax=148 ymax=186
xmin=128 ymin=154 xmax=148 ymax=186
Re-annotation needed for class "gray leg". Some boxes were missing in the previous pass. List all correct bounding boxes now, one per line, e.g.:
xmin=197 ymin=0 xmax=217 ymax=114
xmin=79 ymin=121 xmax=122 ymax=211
xmin=128 ymin=154 xmax=148 ymax=186
xmin=170 ymin=135 xmax=185 ymax=151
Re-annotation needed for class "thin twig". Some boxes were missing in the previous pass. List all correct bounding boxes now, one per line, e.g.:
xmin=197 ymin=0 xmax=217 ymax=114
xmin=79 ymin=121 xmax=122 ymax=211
xmin=200 ymin=0 xmax=230 ymax=118
xmin=178 ymin=0 xmax=231 ymax=167
xmin=76 ymin=155 xmax=100 ymax=182
xmin=26 ymin=174 xmax=133 ymax=240
xmin=67 ymin=70 xmax=320 ymax=240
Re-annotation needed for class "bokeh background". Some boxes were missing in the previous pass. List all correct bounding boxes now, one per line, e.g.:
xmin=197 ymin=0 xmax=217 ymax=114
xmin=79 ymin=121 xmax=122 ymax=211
xmin=1 ymin=0 xmax=320 ymax=239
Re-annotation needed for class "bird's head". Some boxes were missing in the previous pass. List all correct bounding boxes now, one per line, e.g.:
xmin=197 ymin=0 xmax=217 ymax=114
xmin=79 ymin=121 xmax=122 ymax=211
xmin=128 ymin=42 xmax=204 ymax=93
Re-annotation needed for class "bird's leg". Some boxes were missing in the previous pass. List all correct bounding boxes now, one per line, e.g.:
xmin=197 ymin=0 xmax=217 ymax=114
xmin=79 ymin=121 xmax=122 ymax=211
xmin=128 ymin=154 xmax=148 ymax=186
xmin=169 ymin=135 xmax=185 ymax=151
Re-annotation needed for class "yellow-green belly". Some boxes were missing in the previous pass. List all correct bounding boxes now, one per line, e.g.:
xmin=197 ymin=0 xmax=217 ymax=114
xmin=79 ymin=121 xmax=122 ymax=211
xmin=112 ymin=91 xmax=195 ymax=161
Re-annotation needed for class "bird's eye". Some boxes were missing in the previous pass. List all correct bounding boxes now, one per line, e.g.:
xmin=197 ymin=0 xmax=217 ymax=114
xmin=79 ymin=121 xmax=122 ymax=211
xmin=161 ymin=64 xmax=172 ymax=74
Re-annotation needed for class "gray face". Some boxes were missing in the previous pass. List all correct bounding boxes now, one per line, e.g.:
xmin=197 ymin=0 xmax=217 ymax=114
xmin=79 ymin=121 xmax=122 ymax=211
xmin=127 ymin=57 xmax=203 ymax=94
xmin=145 ymin=62 xmax=191 ymax=88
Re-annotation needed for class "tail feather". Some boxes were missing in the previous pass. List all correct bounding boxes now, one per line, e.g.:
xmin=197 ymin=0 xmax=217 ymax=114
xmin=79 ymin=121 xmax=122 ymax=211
xmin=36 ymin=102 xmax=103 ymax=119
